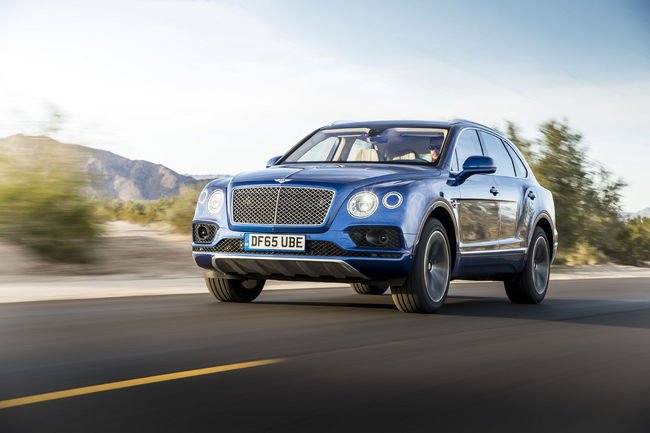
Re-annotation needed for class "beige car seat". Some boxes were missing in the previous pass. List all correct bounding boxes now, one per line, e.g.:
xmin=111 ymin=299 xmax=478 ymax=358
xmin=392 ymin=152 xmax=416 ymax=160
xmin=352 ymin=148 xmax=380 ymax=162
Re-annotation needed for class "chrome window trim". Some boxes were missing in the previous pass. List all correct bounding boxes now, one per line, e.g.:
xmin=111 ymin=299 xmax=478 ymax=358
xmin=459 ymin=247 xmax=527 ymax=255
xmin=501 ymin=140 xmax=530 ymax=179
xmin=477 ymin=130 xmax=517 ymax=178
xmin=449 ymin=127 xmax=483 ymax=173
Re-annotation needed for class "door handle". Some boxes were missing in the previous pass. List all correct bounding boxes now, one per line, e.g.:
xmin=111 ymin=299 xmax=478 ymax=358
xmin=489 ymin=186 xmax=499 ymax=196
xmin=527 ymin=190 xmax=536 ymax=200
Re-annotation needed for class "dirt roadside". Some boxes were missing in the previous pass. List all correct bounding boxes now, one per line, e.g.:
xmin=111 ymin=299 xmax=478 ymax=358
xmin=1 ymin=221 xmax=648 ymax=303
xmin=0 ymin=221 xmax=197 ymax=279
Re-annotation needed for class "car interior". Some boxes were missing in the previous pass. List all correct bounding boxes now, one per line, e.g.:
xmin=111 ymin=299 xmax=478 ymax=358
xmin=349 ymin=131 xmax=445 ymax=163
xmin=289 ymin=128 xmax=447 ymax=164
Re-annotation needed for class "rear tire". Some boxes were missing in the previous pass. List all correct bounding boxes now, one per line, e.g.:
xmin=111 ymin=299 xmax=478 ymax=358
xmin=504 ymin=227 xmax=550 ymax=304
xmin=351 ymin=282 xmax=389 ymax=295
xmin=391 ymin=219 xmax=451 ymax=313
xmin=205 ymin=277 xmax=265 ymax=303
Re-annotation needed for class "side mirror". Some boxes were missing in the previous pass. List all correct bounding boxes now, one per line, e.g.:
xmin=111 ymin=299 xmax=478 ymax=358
xmin=457 ymin=155 xmax=496 ymax=181
xmin=266 ymin=155 xmax=282 ymax=168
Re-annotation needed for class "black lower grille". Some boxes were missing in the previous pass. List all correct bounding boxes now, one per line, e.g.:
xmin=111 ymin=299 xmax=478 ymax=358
xmin=193 ymin=223 xmax=217 ymax=244
xmin=347 ymin=227 xmax=403 ymax=249
xmin=192 ymin=238 xmax=401 ymax=258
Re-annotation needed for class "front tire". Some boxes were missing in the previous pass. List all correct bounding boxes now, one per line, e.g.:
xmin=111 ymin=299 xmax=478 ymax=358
xmin=504 ymin=227 xmax=550 ymax=304
xmin=391 ymin=219 xmax=451 ymax=313
xmin=205 ymin=277 xmax=265 ymax=303
xmin=351 ymin=282 xmax=389 ymax=295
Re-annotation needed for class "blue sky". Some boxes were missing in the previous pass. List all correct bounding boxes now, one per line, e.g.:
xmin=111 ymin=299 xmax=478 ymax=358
xmin=0 ymin=0 xmax=648 ymax=211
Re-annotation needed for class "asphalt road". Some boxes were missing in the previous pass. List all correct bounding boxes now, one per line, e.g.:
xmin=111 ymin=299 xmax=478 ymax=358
xmin=1 ymin=278 xmax=649 ymax=433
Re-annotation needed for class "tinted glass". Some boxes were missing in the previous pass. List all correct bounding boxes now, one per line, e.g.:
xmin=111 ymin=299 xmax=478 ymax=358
xmin=479 ymin=131 xmax=515 ymax=177
xmin=454 ymin=129 xmax=483 ymax=169
xmin=503 ymin=140 xmax=528 ymax=178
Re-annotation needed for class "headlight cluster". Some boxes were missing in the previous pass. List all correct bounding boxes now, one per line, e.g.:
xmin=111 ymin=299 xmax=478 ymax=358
xmin=347 ymin=191 xmax=403 ymax=218
xmin=207 ymin=189 xmax=225 ymax=214
xmin=347 ymin=191 xmax=379 ymax=218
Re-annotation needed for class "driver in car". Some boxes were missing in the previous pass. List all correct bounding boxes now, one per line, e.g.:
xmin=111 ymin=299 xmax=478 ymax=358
xmin=429 ymin=136 xmax=443 ymax=162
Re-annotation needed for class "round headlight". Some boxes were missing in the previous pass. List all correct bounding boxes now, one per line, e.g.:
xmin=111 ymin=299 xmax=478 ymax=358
xmin=207 ymin=190 xmax=225 ymax=214
xmin=347 ymin=191 xmax=378 ymax=218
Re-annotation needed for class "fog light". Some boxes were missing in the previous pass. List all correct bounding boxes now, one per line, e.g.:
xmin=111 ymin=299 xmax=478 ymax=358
xmin=197 ymin=226 xmax=209 ymax=241
xmin=366 ymin=230 xmax=389 ymax=246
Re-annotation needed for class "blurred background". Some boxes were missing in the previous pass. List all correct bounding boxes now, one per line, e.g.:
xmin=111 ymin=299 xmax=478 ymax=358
xmin=0 ymin=0 xmax=648 ymax=278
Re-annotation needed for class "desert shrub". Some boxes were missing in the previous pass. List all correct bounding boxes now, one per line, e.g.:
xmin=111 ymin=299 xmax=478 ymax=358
xmin=0 ymin=140 xmax=102 ymax=263
xmin=96 ymin=184 xmax=205 ymax=232
xmin=163 ymin=185 xmax=204 ymax=231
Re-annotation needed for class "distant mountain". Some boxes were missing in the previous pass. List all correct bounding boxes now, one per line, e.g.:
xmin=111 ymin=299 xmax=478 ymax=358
xmin=0 ymin=134 xmax=200 ymax=200
xmin=624 ymin=208 xmax=650 ymax=220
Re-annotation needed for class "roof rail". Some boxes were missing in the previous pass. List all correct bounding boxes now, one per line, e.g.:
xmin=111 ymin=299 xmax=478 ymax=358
xmin=329 ymin=120 xmax=357 ymax=126
xmin=450 ymin=118 xmax=493 ymax=129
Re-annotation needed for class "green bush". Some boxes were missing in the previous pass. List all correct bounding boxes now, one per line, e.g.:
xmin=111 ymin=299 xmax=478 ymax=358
xmin=163 ymin=186 xmax=204 ymax=231
xmin=0 ymin=146 xmax=102 ymax=263
xmin=96 ymin=184 xmax=205 ymax=232
xmin=619 ymin=217 xmax=650 ymax=266
xmin=505 ymin=120 xmax=648 ymax=266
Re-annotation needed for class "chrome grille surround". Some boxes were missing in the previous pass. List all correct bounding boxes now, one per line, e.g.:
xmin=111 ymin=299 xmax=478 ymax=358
xmin=231 ymin=185 xmax=335 ymax=226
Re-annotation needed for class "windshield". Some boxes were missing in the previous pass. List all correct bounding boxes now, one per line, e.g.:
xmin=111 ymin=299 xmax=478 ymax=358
xmin=282 ymin=127 xmax=448 ymax=165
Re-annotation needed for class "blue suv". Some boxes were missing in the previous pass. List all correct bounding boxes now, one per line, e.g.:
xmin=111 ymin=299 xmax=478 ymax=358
xmin=192 ymin=120 xmax=557 ymax=313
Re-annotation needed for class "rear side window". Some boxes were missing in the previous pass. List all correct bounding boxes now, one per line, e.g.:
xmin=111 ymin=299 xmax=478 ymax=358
xmin=503 ymin=140 xmax=528 ymax=178
xmin=479 ymin=131 xmax=515 ymax=177
xmin=454 ymin=129 xmax=483 ymax=170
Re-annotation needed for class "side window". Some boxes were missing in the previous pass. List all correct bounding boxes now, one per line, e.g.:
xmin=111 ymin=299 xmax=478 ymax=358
xmin=454 ymin=129 xmax=483 ymax=169
xmin=479 ymin=131 xmax=515 ymax=177
xmin=297 ymin=137 xmax=338 ymax=162
xmin=503 ymin=140 xmax=528 ymax=178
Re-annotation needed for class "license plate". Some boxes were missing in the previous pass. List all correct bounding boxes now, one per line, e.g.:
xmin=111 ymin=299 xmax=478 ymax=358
xmin=244 ymin=234 xmax=306 ymax=252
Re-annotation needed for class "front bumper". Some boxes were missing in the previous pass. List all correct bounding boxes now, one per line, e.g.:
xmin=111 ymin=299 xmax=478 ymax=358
xmin=192 ymin=225 xmax=414 ymax=283
xmin=194 ymin=251 xmax=412 ymax=282
xmin=206 ymin=254 xmax=368 ymax=280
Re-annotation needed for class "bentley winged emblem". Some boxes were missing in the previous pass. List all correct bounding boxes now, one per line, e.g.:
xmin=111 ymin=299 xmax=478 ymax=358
xmin=274 ymin=178 xmax=292 ymax=184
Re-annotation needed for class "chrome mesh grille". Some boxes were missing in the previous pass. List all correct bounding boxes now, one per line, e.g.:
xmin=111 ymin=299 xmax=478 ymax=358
xmin=232 ymin=187 xmax=279 ymax=225
xmin=232 ymin=186 xmax=334 ymax=225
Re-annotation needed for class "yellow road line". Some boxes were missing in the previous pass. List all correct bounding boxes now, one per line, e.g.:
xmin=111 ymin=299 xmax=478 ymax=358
xmin=0 ymin=358 xmax=284 ymax=410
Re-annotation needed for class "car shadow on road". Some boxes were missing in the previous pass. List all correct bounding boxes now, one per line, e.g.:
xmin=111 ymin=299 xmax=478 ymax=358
xmin=443 ymin=295 xmax=650 ymax=330
xmin=256 ymin=292 xmax=650 ymax=330
xmin=255 ymin=294 xmax=396 ymax=310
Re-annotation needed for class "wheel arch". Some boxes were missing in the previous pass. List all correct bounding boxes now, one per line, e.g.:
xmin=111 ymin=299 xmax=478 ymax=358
xmin=532 ymin=213 xmax=555 ymax=260
xmin=415 ymin=200 xmax=459 ymax=273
